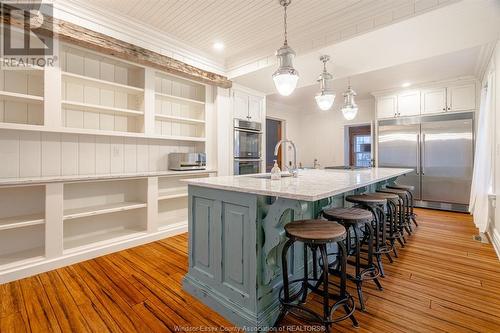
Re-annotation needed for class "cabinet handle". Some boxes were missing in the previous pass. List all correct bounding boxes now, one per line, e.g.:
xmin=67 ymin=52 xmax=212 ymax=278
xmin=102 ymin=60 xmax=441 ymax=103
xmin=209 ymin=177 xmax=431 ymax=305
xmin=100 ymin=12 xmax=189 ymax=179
xmin=447 ymin=107 xmax=451 ymax=111
xmin=442 ymin=107 xmax=446 ymax=111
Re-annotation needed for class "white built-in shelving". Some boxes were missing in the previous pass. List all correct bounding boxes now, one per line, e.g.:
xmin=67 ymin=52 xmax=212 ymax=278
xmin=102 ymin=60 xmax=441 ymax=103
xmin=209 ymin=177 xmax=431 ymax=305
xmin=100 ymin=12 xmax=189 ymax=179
xmin=61 ymin=45 xmax=145 ymax=134
xmin=63 ymin=179 xmax=148 ymax=252
xmin=0 ymin=67 xmax=44 ymax=126
xmin=157 ymin=173 xmax=209 ymax=229
xmin=154 ymin=72 xmax=206 ymax=140
xmin=0 ymin=39 xmax=214 ymax=283
xmin=0 ymin=186 xmax=45 ymax=269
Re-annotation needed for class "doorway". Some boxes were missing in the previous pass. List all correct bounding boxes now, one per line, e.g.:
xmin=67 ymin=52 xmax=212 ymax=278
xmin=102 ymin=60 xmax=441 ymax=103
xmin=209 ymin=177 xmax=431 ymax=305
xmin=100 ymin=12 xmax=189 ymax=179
xmin=348 ymin=125 xmax=372 ymax=167
xmin=266 ymin=118 xmax=283 ymax=172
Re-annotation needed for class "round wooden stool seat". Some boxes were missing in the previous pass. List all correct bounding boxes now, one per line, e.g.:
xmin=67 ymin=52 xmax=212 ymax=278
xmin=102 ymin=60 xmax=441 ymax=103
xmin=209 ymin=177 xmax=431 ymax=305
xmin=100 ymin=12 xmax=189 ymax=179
xmin=387 ymin=184 xmax=415 ymax=191
xmin=378 ymin=188 xmax=408 ymax=197
xmin=369 ymin=192 xmax=399 ymax=202
xmin=346 ymin=194 xmax=386 ymax=205
xmin=322 ymin=207 xmax=373 ymax=224
xmin=285 ymin=220 xmax=346 ymax=243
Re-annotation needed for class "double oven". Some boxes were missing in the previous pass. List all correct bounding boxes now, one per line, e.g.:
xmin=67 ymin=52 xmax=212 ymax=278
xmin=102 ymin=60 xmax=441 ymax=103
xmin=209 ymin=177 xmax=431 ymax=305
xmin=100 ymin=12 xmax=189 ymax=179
xmin=234 ymin=119 xmax=262 ymax=175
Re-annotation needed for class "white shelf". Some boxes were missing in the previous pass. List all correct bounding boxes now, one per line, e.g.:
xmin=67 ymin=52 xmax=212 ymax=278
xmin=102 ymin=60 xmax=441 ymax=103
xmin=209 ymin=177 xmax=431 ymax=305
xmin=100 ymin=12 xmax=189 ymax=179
xmin=0 ymin=214 xmax=45 ymax=231
xmin=64 ymin=228 xmax=146 ymax=253
xmin=63 ymin=202 xmax=146 ymax=220
xmin=149 ymin=134 xmax=207 ymax=142
xmin=158 ymin=191 xmax=188 ymax=201
xmin=62 ymin=71 xmax=144 ymax=94
xmin=62 ymin=100 xmax=144 ymax=117
xmin=0 ymin=247 xmax=45 ymax=270
xmin=0 ymin=122 xmax=209 ymax=143
xmin=155 ymin=92 xmax=205 ymax=105
xmin=0 ymin=91 xmax=43 ymax=104
xmin=155 ymin=114 xmax=205 ymax=124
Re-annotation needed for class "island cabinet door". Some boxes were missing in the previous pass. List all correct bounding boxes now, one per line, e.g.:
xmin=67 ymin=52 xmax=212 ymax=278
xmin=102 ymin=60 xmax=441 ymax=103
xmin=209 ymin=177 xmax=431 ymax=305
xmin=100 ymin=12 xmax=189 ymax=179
xmin=189 ymin=188 xmax=257 ymax=311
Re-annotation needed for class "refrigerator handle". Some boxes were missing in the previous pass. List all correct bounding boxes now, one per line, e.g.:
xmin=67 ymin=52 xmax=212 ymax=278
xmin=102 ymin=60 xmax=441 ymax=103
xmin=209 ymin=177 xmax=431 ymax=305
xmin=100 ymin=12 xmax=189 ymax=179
xmin=416 ymin=134 xmax=420 ymax=175
xmin=422 ymin=133 xmax=426 ymax=175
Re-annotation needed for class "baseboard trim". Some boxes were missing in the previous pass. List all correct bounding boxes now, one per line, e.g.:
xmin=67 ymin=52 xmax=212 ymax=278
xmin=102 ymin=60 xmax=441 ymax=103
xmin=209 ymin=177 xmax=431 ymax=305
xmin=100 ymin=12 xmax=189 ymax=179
xmin=489 ymin=227 xmax=500 ymax=260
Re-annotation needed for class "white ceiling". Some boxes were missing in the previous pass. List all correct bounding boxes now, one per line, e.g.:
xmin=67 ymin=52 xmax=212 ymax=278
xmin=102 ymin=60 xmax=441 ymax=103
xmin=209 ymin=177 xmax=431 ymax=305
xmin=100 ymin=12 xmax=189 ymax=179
xmin=234 ymin=0 xmax=500 ymax=94
xmin=267 ymin=45 xmax=484 ymax=107
xmin=76 ymin=0 xmax=458 ymax=70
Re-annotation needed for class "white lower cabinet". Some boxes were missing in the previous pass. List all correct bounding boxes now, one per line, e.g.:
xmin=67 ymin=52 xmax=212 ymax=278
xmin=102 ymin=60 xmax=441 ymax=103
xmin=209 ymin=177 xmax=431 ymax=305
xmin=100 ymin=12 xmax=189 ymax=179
xmin=0 ymin=170 xmax=214 ymax=283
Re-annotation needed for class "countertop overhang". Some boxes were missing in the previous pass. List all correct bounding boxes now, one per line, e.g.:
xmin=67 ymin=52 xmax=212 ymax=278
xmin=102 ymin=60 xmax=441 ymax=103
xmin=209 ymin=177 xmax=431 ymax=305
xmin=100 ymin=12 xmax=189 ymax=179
xmin=185 ymin=168 xmax=413 ymax=201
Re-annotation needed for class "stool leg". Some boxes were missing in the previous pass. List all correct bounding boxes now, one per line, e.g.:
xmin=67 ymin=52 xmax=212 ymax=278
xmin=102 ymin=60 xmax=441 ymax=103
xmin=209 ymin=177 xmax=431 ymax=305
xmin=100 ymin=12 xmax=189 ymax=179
xmin=274 ymin=238 xmax=295 ymax=328
xmin=338 ymin=240 xmax=359 ymax=328
xmin=365 ymin=221 xmax=383 ymax=292
xmin=319 ymin=245 xmax=331 ymax=333
xmin=352 ymin=226 xmax=365 ymax=311
xmin=301 ymin=244 xmax=308 ymax=303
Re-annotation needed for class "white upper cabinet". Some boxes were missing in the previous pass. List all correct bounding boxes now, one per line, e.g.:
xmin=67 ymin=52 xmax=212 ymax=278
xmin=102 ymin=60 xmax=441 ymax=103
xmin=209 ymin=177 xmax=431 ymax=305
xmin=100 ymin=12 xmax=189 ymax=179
xmin=421 ymin=87 xmax=447 ymax=115
xmin=377 ymin=95 xmax=397 ymax=119
xmin=447 ymin=83 xmax=476 ymax=112
xmin=233 ymin=90 xmax=250 ymax=121
xmin=397 ymin=91 xmax=420 ymax=117
xmin=248 ymin=95 xmax=263 ymax=122
xmin=232 ymin=89 xmax=264 ymax=123
xmin=375 ymin=79 xmax=477 ymax=120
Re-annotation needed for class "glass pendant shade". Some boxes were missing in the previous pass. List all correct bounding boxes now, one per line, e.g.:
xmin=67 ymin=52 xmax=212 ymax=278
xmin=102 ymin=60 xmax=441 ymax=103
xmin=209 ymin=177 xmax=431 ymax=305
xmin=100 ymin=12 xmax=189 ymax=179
xmin=341 ymin=85 xmax=358 ymax=120
xmin=273 ymin=0 xmax=299 ymax=96
xmin=315 ymin=55 xmax=335 ymax=110
xmin=341 ymin=105 xmax=358 ymax=120
xmin=315 ymin=93 xmax=335 ymax=111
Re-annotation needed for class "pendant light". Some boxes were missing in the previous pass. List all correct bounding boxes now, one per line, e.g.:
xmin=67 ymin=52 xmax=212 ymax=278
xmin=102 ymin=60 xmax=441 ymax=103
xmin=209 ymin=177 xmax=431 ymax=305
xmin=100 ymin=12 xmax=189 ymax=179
xmin=273 ymin=0 xmax=299 ymax=96
xmin=315 ymin=55 xmax=335 ymax=111
xmin=341 ymin=79 xmax=358 ymax=120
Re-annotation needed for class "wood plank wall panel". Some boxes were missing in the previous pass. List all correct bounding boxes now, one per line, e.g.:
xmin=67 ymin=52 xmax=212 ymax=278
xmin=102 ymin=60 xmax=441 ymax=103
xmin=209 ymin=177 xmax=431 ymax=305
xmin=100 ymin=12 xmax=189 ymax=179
xmin=0 ymin=130 xmax=199 ymax=179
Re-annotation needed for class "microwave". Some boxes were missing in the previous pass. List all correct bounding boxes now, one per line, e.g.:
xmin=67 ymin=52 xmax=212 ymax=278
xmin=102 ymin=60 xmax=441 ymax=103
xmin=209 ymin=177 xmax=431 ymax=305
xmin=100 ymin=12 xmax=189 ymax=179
xmin=168 ymin=153 xmax=206 ymax=171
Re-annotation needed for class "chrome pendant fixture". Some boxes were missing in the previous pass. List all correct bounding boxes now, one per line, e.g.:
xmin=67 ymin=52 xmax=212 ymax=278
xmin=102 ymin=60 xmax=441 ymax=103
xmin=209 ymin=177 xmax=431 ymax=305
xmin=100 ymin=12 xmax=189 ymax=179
xmin=315 ymin=55 xmax=335 ymax=111
xmin=273 ymin=0 xmax=299 ymax=96
xmin=341 ymin=79 xmax=358 ymax=120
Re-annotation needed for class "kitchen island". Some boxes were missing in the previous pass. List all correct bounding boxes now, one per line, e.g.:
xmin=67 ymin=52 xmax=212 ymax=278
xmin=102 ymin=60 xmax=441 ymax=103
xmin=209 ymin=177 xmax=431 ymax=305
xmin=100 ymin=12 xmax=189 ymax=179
xmin=183 ymin=168 xmax=412 ymax=331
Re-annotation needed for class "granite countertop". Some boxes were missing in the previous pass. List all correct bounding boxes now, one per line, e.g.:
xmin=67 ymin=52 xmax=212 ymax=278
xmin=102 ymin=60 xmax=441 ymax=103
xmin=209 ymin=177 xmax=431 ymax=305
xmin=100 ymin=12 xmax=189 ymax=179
xmin=185 ymin=168 xmax=413 ymax=201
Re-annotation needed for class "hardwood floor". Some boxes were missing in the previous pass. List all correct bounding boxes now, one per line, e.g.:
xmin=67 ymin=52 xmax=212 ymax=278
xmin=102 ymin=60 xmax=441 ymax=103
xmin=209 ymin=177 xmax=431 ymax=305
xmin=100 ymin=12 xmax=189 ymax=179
xmin=1 ymin=209 xmax=500 ymax=332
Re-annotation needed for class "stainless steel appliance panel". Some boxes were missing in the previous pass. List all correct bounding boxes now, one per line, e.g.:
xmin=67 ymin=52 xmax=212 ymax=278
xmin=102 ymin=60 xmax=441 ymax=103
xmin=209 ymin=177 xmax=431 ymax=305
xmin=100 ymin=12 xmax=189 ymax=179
xmin=420 ymin=118 xmax=473 ymax=205
xmin=234 ymin=119 xmax=262 ymax=159
xmin=234 ymin=159 xmax=262 ymax=175
xmin=378 ymin=123 xmax=421 ymax=200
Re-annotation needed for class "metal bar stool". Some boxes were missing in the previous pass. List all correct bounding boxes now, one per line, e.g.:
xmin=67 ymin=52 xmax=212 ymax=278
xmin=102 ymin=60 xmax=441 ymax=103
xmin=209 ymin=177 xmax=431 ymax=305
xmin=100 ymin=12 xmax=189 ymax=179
xmin=275 ymin=219 xmax=358 ymax=332
xmin=369 ymin=192 xmax=405 ymax=255
xmin=378 ymin=188 xmax=413 ymax=236
xmin=322 ymin=207 xmax=382 ymax=311
xmin=345 ymin=194 xmax=391 ymax=277
xmin=386 ymin=184 xmax=418 ymax=227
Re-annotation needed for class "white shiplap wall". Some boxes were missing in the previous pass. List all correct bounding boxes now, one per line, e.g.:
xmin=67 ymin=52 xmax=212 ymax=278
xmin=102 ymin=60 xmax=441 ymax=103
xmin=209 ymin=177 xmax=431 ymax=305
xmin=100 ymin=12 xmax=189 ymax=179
xmin=0 ymin=130 xmax=200 ymax=178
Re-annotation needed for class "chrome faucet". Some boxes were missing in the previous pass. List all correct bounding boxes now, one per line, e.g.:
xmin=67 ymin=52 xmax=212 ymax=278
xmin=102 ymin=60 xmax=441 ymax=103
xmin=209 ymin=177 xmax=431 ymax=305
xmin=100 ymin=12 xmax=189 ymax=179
xmin=274 ymin=139 xmax=298 ymax=177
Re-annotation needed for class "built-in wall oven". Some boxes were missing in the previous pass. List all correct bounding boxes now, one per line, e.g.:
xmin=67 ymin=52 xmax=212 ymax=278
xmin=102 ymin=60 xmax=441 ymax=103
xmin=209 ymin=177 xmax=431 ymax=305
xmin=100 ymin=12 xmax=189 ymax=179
xmin=234 ymin=119 xmax=262 ymax=175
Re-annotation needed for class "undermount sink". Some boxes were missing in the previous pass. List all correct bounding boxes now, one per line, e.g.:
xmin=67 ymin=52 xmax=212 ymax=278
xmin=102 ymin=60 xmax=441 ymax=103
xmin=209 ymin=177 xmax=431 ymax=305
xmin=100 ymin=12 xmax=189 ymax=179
xmin=249 ymin=173 xmax=294 ymax=179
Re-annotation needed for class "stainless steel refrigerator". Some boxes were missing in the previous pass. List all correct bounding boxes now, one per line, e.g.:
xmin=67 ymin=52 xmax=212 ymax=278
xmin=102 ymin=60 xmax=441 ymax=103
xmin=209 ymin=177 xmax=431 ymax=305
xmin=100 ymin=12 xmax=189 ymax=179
xmin=378 ymin=112 xmax=474 ymax=212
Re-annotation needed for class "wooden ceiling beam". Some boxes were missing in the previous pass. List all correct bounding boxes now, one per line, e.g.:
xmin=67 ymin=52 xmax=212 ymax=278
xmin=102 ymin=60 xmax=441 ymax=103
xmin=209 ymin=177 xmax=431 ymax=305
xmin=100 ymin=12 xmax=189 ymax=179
xmin=1 ymin=5 xmax=232 ymax=88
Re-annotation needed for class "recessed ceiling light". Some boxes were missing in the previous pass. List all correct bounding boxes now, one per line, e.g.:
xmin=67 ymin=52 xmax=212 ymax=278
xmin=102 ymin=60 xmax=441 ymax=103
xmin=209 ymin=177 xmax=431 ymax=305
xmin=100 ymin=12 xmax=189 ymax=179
xmin=401 ymin=82 xmax=411 ymax=88
xmin=213 ymin=42 xmax=224 ymax=51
